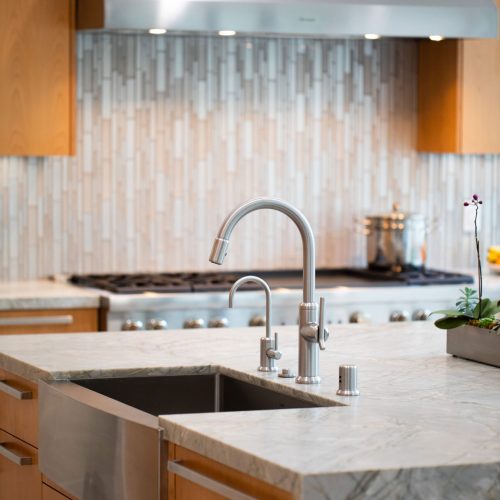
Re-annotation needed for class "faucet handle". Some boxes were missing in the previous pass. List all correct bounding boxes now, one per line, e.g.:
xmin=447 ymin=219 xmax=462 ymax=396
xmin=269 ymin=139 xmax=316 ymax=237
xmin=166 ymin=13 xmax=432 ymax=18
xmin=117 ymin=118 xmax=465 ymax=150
xmin=318 ymin=297 xmax=329 ymax=350
xmin=267 ymin=332 xmax=282 ymax=360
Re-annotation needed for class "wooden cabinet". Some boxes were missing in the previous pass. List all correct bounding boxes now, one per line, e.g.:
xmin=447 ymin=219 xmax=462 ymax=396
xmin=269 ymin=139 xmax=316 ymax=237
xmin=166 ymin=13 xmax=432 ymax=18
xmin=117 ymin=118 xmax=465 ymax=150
xmin=167 ymin=443 xmax=291 ymax=500
xmin=0 ymin=308 xmax=99 ymax=335
xmin=0 ymin=368 xmax=78 ymax=500
xmin=0 ymin=368 xmax=38 ymax=446
xmin=0 ymin=429 xmax=41 ymax=500
xmin=0 ymin=0 xmax=75 ymax=156
xmin=417 ymin=0 xmax=500 ymax=153
xmin=0 ymin=369 xmax=41 ymax=499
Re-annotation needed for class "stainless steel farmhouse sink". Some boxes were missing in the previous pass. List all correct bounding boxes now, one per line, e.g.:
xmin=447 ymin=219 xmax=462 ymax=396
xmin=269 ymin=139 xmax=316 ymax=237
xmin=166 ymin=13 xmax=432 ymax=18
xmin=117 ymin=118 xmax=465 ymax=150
xmin=39 ymin=372 xmax=335 ymax=500
xmin=72 ymin=373 xmax=321 ymax=414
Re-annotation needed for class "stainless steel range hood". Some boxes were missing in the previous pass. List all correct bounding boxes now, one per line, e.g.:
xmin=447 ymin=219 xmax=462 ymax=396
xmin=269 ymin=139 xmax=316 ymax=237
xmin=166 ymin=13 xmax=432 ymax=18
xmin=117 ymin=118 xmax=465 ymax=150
xmin=78 ymin=0 xmax=498 ymax=39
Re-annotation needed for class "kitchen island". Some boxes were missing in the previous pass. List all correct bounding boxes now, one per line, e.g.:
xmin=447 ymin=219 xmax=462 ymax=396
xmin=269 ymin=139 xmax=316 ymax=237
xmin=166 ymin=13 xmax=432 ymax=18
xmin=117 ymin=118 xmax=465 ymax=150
xmin=1 ymin=322 xmax=499 ymax=499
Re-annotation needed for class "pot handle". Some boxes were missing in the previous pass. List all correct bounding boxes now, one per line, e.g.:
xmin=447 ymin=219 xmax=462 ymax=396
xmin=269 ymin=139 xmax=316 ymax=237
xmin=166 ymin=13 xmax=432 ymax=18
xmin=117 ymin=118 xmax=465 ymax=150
xmin=354 ymin=217 xmax=370 ymax=235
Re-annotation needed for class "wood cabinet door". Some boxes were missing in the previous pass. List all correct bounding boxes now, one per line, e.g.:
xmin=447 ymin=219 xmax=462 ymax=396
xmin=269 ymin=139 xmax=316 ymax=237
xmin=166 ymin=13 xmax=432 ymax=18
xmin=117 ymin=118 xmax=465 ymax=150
xmin=0 ymin=429 xmax=41 ymax=500
xmin=417 ymin=0 xmax=500 ymax=154
xmin=0 ymin=0 xmax=75 ymax=156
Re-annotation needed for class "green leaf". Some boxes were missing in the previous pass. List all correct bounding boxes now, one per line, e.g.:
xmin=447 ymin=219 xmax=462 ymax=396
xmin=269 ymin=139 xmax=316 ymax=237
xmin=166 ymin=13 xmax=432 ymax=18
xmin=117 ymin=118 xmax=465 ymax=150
xmin=456 ymin=287 xmax=479 ymax=315
xmin=434 ymin=316 xmax=469 ymax=329
xmin=473 ymin=298 xmax=500 ymax=319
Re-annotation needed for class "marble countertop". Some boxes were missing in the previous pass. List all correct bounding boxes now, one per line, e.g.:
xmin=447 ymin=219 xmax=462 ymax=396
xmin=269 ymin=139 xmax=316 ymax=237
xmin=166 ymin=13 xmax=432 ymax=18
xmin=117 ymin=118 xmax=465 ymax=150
xmin=0 ymin=322 xmax=499 ymax=498
xmin=0 ymin=280 xmax=100 ymax=310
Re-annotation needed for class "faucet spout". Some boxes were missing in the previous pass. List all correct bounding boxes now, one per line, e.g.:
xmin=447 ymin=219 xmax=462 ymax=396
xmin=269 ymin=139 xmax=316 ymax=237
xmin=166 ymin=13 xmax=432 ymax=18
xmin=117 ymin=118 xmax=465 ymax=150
xmin=209 ymin=198 xmax=315 ymax=303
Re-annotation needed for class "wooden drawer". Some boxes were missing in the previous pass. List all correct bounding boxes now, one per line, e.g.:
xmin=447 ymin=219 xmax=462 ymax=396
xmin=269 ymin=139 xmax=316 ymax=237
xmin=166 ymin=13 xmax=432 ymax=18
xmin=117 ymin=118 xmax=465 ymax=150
xmin=0 ymin=429 xmax=41 ymax=500
xmin=167 ymin=444 xmax=291 ymax=500
xmin=0 ymin=369 xmax=38 ymax=447
xmin=0 ymin=308 xmax=98 ymax=335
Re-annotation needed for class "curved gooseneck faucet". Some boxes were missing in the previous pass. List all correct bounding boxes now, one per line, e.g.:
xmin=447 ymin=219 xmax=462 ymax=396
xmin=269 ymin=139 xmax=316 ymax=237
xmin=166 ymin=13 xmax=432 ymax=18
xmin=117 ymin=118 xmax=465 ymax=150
xmin=229 ymin=275 xmax=282 ymax=372
xmin=209 ymin=198 xmax=328 ymax=384
xmin=210 ymin=199 xmax=315 ymax=303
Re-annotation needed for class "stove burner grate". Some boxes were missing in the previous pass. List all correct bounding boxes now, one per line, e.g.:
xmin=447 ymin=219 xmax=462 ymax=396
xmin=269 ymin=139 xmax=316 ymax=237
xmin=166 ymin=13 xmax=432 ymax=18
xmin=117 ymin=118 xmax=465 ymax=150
xmin=69 ymin=267 xmax=474 ymax=294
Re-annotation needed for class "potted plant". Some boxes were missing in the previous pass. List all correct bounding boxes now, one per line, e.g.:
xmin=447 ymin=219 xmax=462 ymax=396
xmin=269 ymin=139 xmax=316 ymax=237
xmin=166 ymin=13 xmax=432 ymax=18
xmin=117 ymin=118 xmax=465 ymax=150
xmin=433 ymin=194 xmax=500 ymax=367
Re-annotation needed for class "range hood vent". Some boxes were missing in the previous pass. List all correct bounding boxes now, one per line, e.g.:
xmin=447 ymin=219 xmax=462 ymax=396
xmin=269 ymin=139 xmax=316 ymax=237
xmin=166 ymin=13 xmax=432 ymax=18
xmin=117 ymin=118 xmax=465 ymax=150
xmin=77 ymin=0 xmax=498 ymax=39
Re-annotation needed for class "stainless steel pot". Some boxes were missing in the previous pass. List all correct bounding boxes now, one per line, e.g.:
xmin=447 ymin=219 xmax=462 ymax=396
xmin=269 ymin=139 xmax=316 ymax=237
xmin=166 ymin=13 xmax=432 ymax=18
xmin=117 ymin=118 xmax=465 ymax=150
xmin=363 ymin=203 xmax=428 ymax=273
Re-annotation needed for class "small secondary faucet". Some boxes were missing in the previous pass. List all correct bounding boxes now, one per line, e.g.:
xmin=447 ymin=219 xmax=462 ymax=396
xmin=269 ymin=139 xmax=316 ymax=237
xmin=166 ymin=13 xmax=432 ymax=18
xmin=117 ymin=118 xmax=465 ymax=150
xmin=229 ymin=275 xmax=282 ymax=372
xmin=209 ymin=198 xmax=329 ymax=384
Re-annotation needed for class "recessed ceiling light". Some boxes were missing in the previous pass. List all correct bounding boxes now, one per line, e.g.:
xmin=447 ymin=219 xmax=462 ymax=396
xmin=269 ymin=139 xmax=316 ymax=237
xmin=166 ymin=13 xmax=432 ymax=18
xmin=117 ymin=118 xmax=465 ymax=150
xmin=429 ymin=35 xmax=444 ymax=42
xmin=218 ymin=30 xmax=236 ymax=36
xmin=364 ymin=34 xmax=380 ymax=40
xmin=149 ymin=28 xmax=167 ymax=35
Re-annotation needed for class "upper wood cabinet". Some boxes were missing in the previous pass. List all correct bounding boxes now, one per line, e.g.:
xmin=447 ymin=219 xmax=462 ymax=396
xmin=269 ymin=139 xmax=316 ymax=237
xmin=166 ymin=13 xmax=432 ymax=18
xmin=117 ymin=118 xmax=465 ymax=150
xmin=418 ymin=3 xmax=500 ymax=154
xmin=0 ymin=0 xmax=75 ymax=156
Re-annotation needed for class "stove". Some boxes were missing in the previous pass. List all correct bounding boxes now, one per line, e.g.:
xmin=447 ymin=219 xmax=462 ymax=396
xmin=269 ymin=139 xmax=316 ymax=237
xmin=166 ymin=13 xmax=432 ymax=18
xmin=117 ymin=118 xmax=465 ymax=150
xmin=69 ymin=268 xmax=474 ymax=331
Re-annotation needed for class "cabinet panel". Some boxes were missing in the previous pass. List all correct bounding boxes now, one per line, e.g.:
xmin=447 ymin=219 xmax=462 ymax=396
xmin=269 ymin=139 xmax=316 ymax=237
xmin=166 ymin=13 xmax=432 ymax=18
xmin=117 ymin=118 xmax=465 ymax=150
xmin=0 ymin=0 xmax=75 ymax=156
xmin=0 ymin=429 xmax=41 ymax=500
xmin=0 ymin=368 xmax=38 ymax=447
xmin=0 ymin=308 xmax=98 ymax=335
xmin=461 ymin=35 xmax=500 ymax=153
xmin=168 ymin=444 xmax=291 ymax=500
xmin=417 ymin=40 xmax=461 ymax=153
xmin=417 ymin=0 xmax=500 ymax=154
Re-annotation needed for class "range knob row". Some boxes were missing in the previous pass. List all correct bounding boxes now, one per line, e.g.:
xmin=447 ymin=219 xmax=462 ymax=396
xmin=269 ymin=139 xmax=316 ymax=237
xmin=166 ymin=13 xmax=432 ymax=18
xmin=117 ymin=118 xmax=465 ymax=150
xmin=347 ymin=309 xmax=430 ymax=324
xmin=184 ymin=318 xmax=231 ymax=329
xmin=389 ymin=309 xmax=430 ymax=322
xmin=121 ymin=308 xmax=431 ymax=331
xmin=121 ymin=319 xmax=169 ymax=331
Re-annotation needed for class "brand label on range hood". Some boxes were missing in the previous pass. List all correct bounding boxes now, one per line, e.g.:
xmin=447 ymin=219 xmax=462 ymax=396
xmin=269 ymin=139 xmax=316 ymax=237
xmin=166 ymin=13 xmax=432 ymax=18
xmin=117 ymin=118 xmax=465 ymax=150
xmin=79 ymin=0 xmax=498 ymax=39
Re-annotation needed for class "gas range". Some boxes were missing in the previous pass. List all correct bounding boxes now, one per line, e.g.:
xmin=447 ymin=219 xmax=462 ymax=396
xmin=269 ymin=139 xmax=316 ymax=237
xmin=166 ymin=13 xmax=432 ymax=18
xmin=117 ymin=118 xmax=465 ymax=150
xmin=69 ymin=268 xmax=473 ymax=331
xmin=70 ymin=268 xmax=473 ymax=293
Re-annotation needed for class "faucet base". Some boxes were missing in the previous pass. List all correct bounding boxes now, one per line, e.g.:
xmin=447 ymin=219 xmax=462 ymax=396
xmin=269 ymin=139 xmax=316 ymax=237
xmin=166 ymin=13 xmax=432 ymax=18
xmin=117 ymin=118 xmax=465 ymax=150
xmin=258 ymin=366 xmax=279 ymax=372
xmin=295 ymin=375 xmax=321 ymax=384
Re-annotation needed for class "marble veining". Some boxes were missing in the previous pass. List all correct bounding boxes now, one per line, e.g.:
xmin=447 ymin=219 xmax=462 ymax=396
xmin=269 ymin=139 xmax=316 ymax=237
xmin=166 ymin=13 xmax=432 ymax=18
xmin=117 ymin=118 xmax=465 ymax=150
xmin=1 ymin=323 xmax=500 ymax=498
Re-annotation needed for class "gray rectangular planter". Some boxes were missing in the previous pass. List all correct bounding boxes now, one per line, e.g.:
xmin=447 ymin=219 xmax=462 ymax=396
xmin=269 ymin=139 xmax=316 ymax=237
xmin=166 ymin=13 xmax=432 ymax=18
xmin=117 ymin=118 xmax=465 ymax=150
xmin=447 ymin=324 xmax=500 ymax=368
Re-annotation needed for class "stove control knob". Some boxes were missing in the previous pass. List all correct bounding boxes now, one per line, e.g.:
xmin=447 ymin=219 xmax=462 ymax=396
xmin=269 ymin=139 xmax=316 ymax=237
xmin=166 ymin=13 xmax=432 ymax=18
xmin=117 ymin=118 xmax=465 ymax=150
xmin=249 ymin=315 xmax=266 ymax=327
xmin=349 ymin=312 xmax=371 ymax=324
xmin=208 ymin=317 xmax=229 ymax=328
xmin=146 ymin=319 xmax=168 ymax=330
xmin=389 ymin=310 xmax=410 ymax=322
xmin=412 ymin=309 xmax=430 ymax=321
xmin=121 ymin=320 xmax=144 ymax=331
xmin=183 ymin=318 xmax=205 ymax=329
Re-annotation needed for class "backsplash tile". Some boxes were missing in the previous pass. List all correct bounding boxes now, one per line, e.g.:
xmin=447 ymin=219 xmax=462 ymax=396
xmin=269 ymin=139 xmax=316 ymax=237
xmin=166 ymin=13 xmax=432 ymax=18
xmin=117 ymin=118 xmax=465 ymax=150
xmin=0 ymin=34 xmax=499 ymax=280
